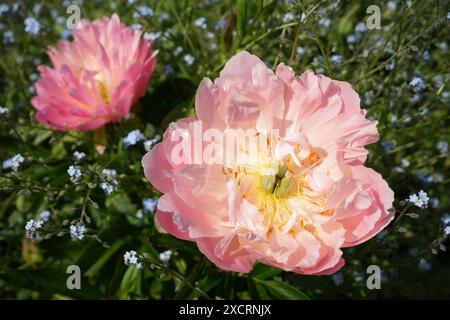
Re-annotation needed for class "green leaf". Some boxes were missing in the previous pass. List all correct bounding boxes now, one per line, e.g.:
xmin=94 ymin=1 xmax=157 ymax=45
xmin=0 ymin=193 xmax=16 ymax=218
xmin=255 ymin=283 xmax=270 ymax=299
xmin=16 ymin=195 xmax=31 ymax=212
xmin=174 ymin=260 xmax=209 ymax=299
xmin=118 ymin=265 xmax=142 ymax=299
xmin=186 ymin=274 xmax=221 ymax=299
xmin=236 ymin=0 xmax=248 ymax=37
xmin=262 ymin=0 xmax=274 ymax=8
xmin=255 ymin=279 xmax=310 ymax=300
xmin=105 ymin=193 xmax=136 ymax=214
xmin=33 ymin=130 xmax=53 ymax=145
xmin=337 ymin=4 xmax=360 ymax=35
xmin=250 ymin=263 xmax=283 ymax=279
xmin=51 ymin=140 xmax=67 ymax=159
xmin=85 ymin=239 xmax=126 ymax=278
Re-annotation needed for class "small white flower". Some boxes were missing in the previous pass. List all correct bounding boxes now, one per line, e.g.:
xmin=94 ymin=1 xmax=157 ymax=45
xmin=215 ymin=19 xmax=227 ymax=30
xmin=330 ymin=55 xmax=343 ymax=64
xmin=61 ymin=29 xmax=72 ymax=40
xmin=410 ymin=195 xmax=418 ymax=203
xmin=143 ymin=198 xmax=158 ymax=213
xmin=131 ymin=23 xmax=142 ymax=30
xmin=102 ymin=168 xmax=117 ymax=178
xmin=25 ymin=219 xmax=44 ymax=239
xmin=401 ymin=158 xmax=410 ymax=167
xmin=0 ymin=106 xmax=9 ymax=115
xmin=39 ymin=210 xmax=51 ymax=222
xmin=2 ymin=154 xmax=24 ymax=172
xmin=70 ymin=224 xmax=85 ymax=240
xmin=0 ymin=3 xmax=9 ymax=15
xmin=436 ymin=141 xmax=448 ymax=153
xmin=282 ymin=12 xmax=294 ymax=22
xmin=441 ymin=213 xmax=450 ymax=225
xmin=34 ymin=220 xmax=44 ymax=228
xmin=24 ymin=17 xmax=41 ymax=35
xmin=144 ymin=31 xmax=161 ymax=41
xmin=133 ymin=5 xmax=154 ymax=18
xmin=194 ymin=17 xmax=207 ymax=29
xmin=387 ymin=1 xmax=397 ymax=10
xmin=183 ymin=54 xmax=195 ymax=66
xmin=409 ymin=76 xmax=425 ymax=92
xmin=318 ymin=17 xmax=331 ymax=28
xmin=355 ymin=22 xmax=367 ymax=33
xmin=124 ymin=250 xmax=143 ymax=268
xmin=100 ymin=182 xmax=115 ymax=195
xmin=3 ymin=31 xmax=15 ymax=44
xmin=123 ymin=129 xmax=145 ymax=148
xmin=346 ymin=34 xmax=360 ymax=44
xmin=296 ymin=46 xmax=305 ymax=55
xmin=300 ymin=13 xmax=306 ymax=22
xmin=444 ymin=226 xmax=450 ymax=237
xmin=67 ymin=165 xmax=82 ymax=183
xmin=124 ymin=250 xmax=136 ymax=262
xmin=159 ymin=250 xmax=173 ymax=264
xmin=408 ymin=191 xmax=429 ymax=209
xmin=25 ymin=219 xmax=35 ymax=231
xmin=100 ymin=168 xmax=118 ymax=195
xmin=73 ymin=151 xmax=86 ymax=161
xmin=173 ymin=46 xmax=183 ymax=56
xmin=143 ymin=134 xmax=161 ymax=152
xmin=135 ymin=210 xmax=144 ymax=219
xmin=418 ymin=190 xmax=429 ymax=204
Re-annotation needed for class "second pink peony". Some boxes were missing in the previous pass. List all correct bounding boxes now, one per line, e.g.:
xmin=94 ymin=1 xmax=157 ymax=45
xmin=31 ymin=14 xmax=157 ymax=131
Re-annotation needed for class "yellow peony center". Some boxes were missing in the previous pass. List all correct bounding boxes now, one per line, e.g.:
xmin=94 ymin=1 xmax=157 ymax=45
xmin=97 ymin=81 xmax=111 ymax=105
xmin=224 ymin=141 xmax=330 ymax=237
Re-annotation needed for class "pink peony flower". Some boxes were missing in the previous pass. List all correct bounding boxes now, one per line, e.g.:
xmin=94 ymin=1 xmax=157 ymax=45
xmin=142 ymin=51 xmax=394 ymax=275
xmin=31 ymin=14 xmax=157 ymax=131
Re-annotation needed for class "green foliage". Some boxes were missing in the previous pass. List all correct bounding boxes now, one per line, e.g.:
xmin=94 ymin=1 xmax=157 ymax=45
xmin=0 ymin=0 xmax=449 ymax=299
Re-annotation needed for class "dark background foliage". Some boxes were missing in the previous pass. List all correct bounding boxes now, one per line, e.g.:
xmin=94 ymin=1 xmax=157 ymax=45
xmin=0 ymin=0 xmax=449 ymax=299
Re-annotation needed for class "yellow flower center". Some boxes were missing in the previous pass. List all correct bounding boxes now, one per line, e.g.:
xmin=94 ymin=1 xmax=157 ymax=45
xmin=223 ymin=138 xmax=330 ymax=237
xmin=97 ymin=81 xmax=111 ymax=104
